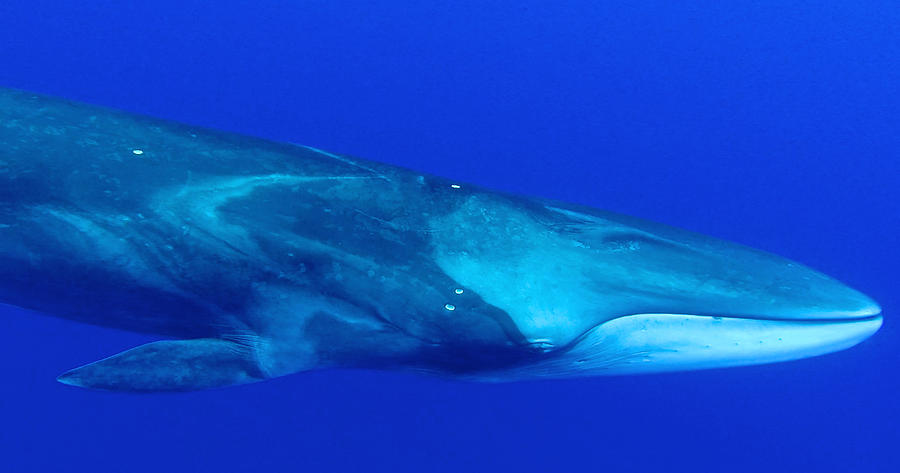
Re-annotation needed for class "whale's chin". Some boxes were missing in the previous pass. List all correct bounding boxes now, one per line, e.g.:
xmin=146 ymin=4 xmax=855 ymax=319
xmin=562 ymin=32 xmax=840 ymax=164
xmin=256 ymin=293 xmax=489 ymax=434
xmin=478 ymin=311 xmax=882 ymax=380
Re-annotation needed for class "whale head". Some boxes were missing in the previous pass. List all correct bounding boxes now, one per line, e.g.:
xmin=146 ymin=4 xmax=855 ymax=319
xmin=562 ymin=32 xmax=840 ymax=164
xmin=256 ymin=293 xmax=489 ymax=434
xmin=432 ymin=197 xmax=882 ymax=379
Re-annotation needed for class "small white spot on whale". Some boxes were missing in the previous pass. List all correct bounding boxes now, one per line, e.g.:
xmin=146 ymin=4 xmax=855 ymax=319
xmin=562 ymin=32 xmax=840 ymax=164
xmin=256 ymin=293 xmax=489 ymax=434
xmin=132 ymin=149 xmax=144 ymax=155
xmin=454 ymin=288 xmax=464 ymax=295
xmin=444 ymin=304 xmax=456 ymax=311
xmin=450 ymin=184 xmax=461 ymax=189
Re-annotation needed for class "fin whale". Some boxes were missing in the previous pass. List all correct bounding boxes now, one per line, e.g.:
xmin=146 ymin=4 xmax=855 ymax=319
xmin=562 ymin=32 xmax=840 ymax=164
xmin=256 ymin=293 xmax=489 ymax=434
xmin=0 ymin=88 xmax=882 ymax=391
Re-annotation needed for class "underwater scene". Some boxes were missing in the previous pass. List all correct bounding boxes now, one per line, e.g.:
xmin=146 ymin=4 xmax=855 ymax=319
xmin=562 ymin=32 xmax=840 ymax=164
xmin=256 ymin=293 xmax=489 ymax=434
xmin=0 ymin=2 xmax=897 ymax=472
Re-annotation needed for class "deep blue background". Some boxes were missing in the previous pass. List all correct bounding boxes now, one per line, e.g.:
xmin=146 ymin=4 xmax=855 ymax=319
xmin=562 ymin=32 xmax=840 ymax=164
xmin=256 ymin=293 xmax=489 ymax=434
xmin=1 ymin=1 xmax=897 ymax=472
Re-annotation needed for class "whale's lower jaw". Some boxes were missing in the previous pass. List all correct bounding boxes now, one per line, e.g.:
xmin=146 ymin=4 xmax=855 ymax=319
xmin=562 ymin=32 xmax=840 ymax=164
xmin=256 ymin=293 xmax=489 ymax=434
xmin=478 ymin=312 xmax=883 ymax=380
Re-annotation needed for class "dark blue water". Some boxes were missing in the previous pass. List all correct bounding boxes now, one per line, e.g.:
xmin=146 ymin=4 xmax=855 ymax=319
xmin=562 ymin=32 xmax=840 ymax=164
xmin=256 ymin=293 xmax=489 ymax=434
xmin=1 ymin=1 xmax=897 ymax=471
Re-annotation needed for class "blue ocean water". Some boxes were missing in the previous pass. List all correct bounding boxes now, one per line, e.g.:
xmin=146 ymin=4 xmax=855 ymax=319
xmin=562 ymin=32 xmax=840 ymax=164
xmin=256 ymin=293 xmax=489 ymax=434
xmin=0 ymin=1 xmax=897 ymax=471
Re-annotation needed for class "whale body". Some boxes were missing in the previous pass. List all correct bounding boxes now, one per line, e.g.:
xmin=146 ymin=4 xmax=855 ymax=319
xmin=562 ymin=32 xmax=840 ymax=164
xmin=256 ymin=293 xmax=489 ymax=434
xmin=0 ymin=88 xmax=882 ymax=391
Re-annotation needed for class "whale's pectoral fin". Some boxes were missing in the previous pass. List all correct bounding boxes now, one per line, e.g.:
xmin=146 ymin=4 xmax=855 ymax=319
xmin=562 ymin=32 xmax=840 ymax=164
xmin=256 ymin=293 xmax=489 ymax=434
xmin=56 ymin=338 xmax=265 ymax=392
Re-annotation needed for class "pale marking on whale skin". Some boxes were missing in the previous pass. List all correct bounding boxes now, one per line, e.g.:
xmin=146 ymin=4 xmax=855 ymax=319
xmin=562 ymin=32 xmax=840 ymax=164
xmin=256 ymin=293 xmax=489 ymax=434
xmin=21 ymin=214 xmax=210 ymax=334
xmin=28 ymin=178 xmax=390 ymax=377
xmin=153 ymin=173 xmax=378 ymax=256
xmin=431 ymin=195 xmax=604 ymax=345
xmin=34 ymin=207 xmax=181 ymax=296
xmin=152 ymin=173 xmax=390 ymax=293
xmin=26 ymin=174 xmax=383 ymax=309
xmin=298 ymin=145 xmax=389 ymax=179
xmin=241 ymin=284 xmax=390 ymax=378
xmin=31 ymin=206 xmax=227 ymax=317
xmin=19 ymin=207 xmax=239 ymax=329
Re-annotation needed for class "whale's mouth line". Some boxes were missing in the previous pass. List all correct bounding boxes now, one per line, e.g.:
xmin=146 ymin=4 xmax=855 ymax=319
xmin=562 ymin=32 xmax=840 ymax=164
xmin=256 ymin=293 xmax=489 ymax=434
xmin=638 ymin=312 xmax=884 ymax=325
xmin=615 ymin=303 xmax=883 ymax=324
xmin=507 ymin=310 xmax=885 ymax=378
xmin=564 ymin=311 xmax=884 ymax=352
